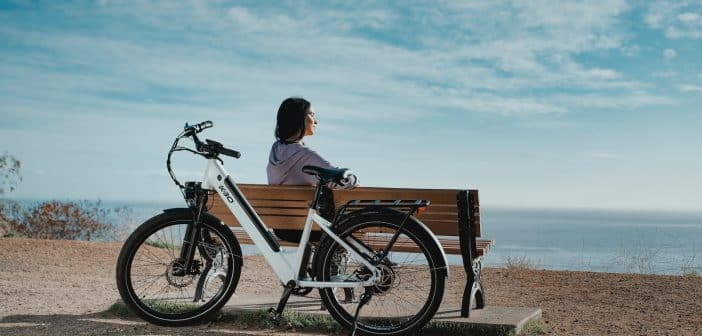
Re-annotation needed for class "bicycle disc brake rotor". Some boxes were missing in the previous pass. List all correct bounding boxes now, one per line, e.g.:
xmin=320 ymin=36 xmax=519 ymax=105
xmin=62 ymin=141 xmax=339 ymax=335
xmin=372 ymin=263 xmax=398 ymax=295
xmin=166 ymin=259 xmax=197 ymax=288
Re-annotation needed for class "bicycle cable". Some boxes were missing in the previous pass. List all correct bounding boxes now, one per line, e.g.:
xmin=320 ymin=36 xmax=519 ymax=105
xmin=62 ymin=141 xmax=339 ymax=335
xmin=166 ymin=130 xmax=221 ymax=194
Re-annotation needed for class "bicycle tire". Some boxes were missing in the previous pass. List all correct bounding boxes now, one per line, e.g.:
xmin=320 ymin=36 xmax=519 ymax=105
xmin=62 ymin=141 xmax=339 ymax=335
xmin=315 ymin=212 xmax=446 ymax=336
xmin=115 ymin=209 xmax=242 ymax=326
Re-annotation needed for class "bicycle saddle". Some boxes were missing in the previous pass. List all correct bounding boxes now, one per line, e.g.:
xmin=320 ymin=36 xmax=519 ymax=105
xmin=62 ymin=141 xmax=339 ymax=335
xmin=302 ymin=165 xmax=352 ymax=183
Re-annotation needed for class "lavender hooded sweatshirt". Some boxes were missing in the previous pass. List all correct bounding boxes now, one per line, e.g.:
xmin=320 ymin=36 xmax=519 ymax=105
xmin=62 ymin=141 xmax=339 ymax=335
xmin=266 ymin=141 xmax=358 ymax=189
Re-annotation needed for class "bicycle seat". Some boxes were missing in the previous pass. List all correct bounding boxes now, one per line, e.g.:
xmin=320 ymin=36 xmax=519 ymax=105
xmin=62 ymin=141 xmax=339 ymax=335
xmin=302 ymin=165 xmax=351 ymax=183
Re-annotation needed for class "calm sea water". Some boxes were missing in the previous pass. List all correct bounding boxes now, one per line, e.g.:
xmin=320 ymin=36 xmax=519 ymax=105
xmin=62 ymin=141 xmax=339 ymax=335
xmin=10 ymin=199 xmax=702 ymax=275
xmin=478 ymin=207 xmax=702 ymax=275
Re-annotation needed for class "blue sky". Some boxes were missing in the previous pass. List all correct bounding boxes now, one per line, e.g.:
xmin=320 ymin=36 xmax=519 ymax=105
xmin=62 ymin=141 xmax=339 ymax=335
xmin=1 ymin=0 xmax=701 ymax=210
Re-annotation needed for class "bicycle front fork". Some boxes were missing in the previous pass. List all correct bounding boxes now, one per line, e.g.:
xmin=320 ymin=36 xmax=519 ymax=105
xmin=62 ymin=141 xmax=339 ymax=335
xmin=177 ymin=184 xmax=210 ymax=275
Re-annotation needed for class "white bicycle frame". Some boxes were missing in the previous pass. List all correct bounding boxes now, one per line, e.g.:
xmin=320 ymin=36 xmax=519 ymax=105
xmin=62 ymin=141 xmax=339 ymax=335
xmin=201 ymin=158 xmax=382 ymax=288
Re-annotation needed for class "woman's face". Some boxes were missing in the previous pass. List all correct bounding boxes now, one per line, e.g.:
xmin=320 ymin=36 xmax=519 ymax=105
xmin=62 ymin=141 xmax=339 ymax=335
xmin=304 ymin=106 xmax=317 ymax=137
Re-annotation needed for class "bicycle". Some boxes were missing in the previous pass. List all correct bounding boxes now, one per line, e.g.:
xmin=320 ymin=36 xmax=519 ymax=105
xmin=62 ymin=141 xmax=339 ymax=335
xmin=115 ymin=121 xmax=449 ymax=336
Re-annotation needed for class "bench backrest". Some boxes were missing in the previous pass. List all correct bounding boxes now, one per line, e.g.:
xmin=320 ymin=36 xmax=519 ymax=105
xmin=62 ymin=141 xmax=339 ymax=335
xmin=210 ymin=184 xmax=481 ymax=238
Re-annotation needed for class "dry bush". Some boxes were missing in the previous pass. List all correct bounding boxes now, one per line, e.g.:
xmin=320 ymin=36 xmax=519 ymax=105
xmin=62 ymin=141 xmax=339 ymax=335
xmin=0 ymin=152 xmax=22 ymax=236
xmin=5 ymin=200 xmax=129 ymax=241
xmin=0 ymin=153 xmax=22 ymax=195
xmin=504 ymin=255 xmax=540 ymax=270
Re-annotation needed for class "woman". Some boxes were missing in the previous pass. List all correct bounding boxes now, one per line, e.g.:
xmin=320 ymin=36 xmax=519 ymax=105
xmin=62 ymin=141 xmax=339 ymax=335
xmin=267 ymin=97 xmax=358 ymax=189
xmin=267 ymin=97 xmax=359 ymax=242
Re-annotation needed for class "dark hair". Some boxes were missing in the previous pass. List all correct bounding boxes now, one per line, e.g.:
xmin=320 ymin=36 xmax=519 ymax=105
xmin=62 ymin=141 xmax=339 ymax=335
xmin=275 ymin=97 xmax=311 ymax=143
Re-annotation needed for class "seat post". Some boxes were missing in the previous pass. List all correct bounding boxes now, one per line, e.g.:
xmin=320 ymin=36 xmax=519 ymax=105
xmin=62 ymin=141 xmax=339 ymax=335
xmin=309 ymin=180 xmax=326 ymax=210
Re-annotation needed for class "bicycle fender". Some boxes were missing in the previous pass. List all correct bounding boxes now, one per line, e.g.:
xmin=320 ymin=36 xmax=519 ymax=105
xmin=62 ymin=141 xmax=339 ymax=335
xmin=161 ymin=208 xmax=228 ymax=227
xmin=406 ymin=217 xmax=450 ymax=278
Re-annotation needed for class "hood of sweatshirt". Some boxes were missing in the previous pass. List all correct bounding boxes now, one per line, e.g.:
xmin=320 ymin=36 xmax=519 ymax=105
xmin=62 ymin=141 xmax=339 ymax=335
xmin=267 ymin=141 xmax=312 ymax=185
xmin=268 ymin=141 xmax=305 ymax=166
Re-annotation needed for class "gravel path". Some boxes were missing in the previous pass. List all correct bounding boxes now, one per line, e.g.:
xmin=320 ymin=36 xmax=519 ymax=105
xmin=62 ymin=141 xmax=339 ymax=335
xmin=1 ymin=237 xmax=701 ymax=335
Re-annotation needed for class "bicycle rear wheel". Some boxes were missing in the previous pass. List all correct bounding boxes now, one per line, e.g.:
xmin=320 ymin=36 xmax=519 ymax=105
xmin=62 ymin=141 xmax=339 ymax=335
xmin=315 ymin=213 xmax=446 ymax=336
xmin=116 ymin=209 xmax=242 ymax=326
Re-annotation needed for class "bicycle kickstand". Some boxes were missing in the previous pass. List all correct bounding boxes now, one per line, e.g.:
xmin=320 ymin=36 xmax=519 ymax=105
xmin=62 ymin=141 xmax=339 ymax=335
xmin=350 ymin=287 xmax=373 ymax=336
xmin=269 ymin=280 xmax=295 ymax=324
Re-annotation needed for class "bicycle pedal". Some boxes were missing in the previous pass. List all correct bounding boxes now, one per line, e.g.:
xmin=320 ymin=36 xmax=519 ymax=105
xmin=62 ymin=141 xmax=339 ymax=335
xmin=267 ymin=308 xmax=282 ymax=325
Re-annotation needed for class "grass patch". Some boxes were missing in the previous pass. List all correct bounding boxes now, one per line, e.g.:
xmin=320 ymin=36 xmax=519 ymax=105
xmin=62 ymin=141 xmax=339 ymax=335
xmin=521 ymin=319 xmax=547 ymax=336
xmin=107 ymin=302 xmax=134 ymax=318
xmin=144 ymin=300 xmax=200 ymax=314
xmin=216 ymin=309 xmax=344 ymax=333
xmin=281 ymin=310 xmax=343 ymax=332
xmin=220 ymin=309 xmax=272 ymax=328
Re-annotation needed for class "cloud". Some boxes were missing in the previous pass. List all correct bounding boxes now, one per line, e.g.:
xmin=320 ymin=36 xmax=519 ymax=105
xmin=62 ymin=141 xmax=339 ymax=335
xmin=652 ymin=71 xmax=676 ymax=78
xmin=663 ymin=48 xmax=677 ymax=60
xmin=645 ymin=1 xmax=685 ymax=28
xmin=646 ymin=2 xmax=702 ymax=39
xmin=678 ymin=12 xmax=701 ymax=23
xmin=553 ymin=92 xmax=673 ymax=109
xmin=679 ymin=84 xmax=702 ymax=92
xmin=524 ymin=120 xmax=573 ymax=129
xmin=620 ymin=45 xmax=640 ymax=57
xmin=0 ymin=0 xmax=673 ymax=128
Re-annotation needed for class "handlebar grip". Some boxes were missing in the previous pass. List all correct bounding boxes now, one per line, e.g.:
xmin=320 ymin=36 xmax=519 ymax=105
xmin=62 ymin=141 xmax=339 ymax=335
xmin=220 ymin=147 xmax=241 ymax=159
xmin=197 ymin=121 xmax=213 ymax=131
xmin=184 ymin=121 xmax=214 ymax=134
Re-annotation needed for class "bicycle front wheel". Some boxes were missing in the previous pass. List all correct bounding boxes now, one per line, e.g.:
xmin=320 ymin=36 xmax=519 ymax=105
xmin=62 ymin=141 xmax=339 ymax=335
xmin=315 ymin=213 xmax=446 ymax=336
xmin=116 ymin=209 xmax=242 ymax=326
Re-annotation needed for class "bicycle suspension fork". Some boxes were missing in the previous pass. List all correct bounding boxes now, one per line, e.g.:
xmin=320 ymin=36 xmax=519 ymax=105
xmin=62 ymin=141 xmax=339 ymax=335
xmin=178 ymin=186 xmax=210 ymax=273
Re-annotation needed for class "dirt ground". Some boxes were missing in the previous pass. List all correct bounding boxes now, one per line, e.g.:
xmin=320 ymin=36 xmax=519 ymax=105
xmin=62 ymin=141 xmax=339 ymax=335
xmin=1 ymin=237 xmax=701 ymax=335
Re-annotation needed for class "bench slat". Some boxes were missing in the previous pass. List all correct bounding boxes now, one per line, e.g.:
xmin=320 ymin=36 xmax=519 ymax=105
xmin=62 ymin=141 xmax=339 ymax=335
xmin=239 ymin=184 xmax=315 ymax=201
xmin=249 ymin=199 xmax=310 ymax=208
xmin=253 ymin=208 xmax=310 ymax=216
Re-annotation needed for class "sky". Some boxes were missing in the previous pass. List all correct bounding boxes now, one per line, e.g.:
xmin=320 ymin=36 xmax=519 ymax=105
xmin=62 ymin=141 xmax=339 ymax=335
xmin=1 ymin=0 xmax=701 ymax=211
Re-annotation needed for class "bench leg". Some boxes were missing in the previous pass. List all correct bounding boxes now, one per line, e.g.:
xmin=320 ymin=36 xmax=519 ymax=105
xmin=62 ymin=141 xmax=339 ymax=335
xmin=461 ymin=280 xmax=472 ymax=317
xmin=473 ymin=258 xmax=485 ymax=309
xmin=461 ymin=258 xmax=484 ymax=317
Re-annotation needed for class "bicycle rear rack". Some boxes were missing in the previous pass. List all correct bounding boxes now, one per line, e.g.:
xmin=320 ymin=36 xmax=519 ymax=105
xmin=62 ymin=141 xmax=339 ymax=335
xmin=332 ymin=199 xmax=430 ymax=224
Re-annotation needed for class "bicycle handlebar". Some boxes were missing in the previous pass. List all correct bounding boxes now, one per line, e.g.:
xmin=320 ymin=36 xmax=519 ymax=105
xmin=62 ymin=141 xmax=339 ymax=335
xmin=168 ymin=120 xmax=241 ymax=189
xmin=181 ymin=121 xmax=241 ymax=159
xmin=205 ymin=139 xmax=241 ymax=159
xmin=184 ymin=120 xmax=213 ymax=135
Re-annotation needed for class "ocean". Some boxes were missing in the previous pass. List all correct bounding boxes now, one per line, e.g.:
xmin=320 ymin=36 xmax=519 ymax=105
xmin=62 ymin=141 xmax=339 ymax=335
xmin=479 ymin=207 xmax=702 ymax=275
xmin=9 ymin=199 xmax=702 ymax=275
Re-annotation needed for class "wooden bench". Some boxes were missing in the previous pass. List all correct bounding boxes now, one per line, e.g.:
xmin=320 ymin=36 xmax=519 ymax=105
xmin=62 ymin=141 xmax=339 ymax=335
xmin=210 ymin=184 xmax=494 ymax=317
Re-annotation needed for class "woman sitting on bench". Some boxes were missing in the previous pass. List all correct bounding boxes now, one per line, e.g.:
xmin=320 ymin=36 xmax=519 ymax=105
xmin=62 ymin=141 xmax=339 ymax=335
xmin=266 ymin=97 xmax=359 ymax=241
